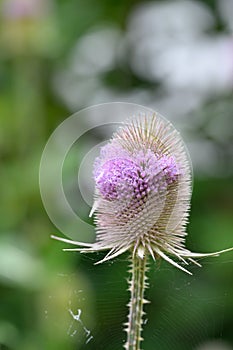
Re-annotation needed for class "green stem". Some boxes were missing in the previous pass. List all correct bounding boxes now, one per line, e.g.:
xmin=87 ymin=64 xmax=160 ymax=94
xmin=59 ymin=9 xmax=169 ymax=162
xmin=124 ymin=252 xmax=149 ymax=350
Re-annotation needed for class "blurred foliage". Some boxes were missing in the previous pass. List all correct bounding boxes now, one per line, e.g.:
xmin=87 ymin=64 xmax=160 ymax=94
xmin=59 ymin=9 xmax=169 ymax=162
xmin=0 ymin=0 xmax=232 ymax=349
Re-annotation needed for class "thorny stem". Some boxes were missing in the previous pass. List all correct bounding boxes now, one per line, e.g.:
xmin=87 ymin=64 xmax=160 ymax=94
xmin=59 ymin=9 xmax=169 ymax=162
xmin=124 ymin=252 xmax=149 ymax=350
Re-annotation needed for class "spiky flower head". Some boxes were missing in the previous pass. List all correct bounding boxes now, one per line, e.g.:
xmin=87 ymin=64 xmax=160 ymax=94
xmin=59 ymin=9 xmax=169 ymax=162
xmin=54 ymin=113 xmax=232 ymax=274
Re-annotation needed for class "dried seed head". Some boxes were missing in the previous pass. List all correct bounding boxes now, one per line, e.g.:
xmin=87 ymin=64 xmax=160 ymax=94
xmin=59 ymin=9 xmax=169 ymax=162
xmin=53 ymin=112 xmax=233 ymax=274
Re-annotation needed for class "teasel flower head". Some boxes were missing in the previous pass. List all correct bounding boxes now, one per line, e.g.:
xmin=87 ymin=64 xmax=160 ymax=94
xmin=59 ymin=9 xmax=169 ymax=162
xmin=53 ymin=113 xmax=233 ymax=275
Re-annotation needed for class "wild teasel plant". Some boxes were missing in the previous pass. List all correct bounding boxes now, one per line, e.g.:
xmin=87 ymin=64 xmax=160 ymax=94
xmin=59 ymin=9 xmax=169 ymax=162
xmin=52 ymin=113 xmax=233 ymax=350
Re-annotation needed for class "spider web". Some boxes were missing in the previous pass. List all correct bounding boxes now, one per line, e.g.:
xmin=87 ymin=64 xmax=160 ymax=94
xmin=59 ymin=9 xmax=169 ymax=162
xmin=47 ymin=121 xmax=233 ymax=349
xmin=43 ymin=253 xmax=233 ymax=350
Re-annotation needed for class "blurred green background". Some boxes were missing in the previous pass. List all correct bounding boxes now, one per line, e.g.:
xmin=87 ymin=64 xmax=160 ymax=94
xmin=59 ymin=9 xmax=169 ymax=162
xmin=0 ymin=0 xmax=233 ymax=349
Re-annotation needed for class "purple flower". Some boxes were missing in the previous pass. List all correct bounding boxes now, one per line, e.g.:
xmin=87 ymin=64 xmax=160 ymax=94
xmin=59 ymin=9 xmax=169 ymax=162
xmin=53 ymin=113 xmax=233 ymax=274
xmin=94 ymin=151 xmax=178 ymax=201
